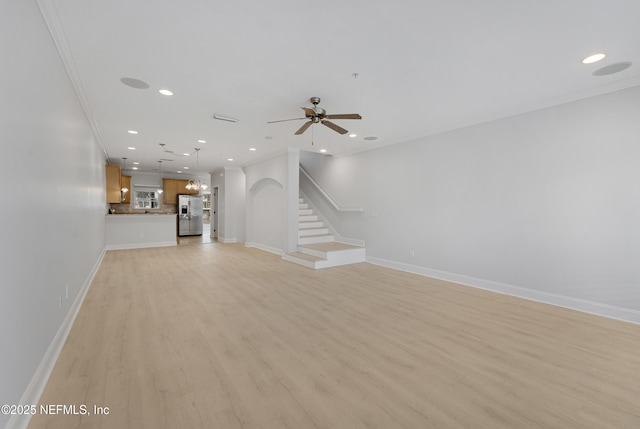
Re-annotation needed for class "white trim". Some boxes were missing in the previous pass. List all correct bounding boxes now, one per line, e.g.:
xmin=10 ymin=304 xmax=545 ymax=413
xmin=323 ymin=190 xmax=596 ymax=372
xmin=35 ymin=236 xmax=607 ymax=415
xmin=7 ymin=249 xmax=106 ymax=429
xmin=219 ymin=237 xmax=237 ymax=244
xmin=36 ymin=0 xmax=103 ymax=153
xmin=299 ymin=166 xmax=363 ymax=212
xmin=105 ymin=241 xmax=176 ymax=251
xmin=338 ymin=237 xmax=366 ymax=247
xmin=245 ymin=242 xmax=283 ymax=256
xmin=366 ymin=256 xmax=640 ymax=326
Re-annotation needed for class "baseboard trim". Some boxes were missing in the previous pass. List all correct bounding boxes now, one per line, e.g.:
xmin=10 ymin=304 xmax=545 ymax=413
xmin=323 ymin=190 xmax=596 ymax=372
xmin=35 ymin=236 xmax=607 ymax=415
xmin=366 ymin=256 xmax=640 ymax=325
xmin=245 ymin=242 xmax=283 ymax=256
xmin=7 ymin=249 xmax=106 ymax=429
xmin=105 ymin=241 xmax=176 ymax=251
xmin=338 ymin=237 xmax=365 ymax=247
xmin=219 ymin=237 xmax=237 ymax=244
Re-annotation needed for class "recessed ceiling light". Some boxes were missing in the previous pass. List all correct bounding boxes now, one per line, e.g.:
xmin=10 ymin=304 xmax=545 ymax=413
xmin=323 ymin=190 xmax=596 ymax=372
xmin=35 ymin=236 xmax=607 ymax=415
xmin=127 ymin=147 xmax=136 ymax=150
xmin=159 ymin=89 xmax=173 ymax=96
xmin=183 ymin=153 xmax=190 ymax=156
xmin=177 ymin=170 xmax=182 ymax=173
xmin=349 ymin=133 xmax=357 ymax=138
xmin=128 ymin=130 xmax=138 ymax=134
xmin=227 ymin=158 xmax=234 ymax=161
xmin=249 ymin=148 xmax=257 ymax=151
xmin=132 ymin=167 xmax=138 ymax=170
xmin=320 ymin=149 xmax=327 ymax=153
xmin=183 ymin=167 xmax=189 ymax=169
xmin=582 ymin=53 xmax=606 ymax=64
xmin=198 ymin=139 xmax=206 ymax=143
xmin=133 ymin=162 xmax=140 ymax=165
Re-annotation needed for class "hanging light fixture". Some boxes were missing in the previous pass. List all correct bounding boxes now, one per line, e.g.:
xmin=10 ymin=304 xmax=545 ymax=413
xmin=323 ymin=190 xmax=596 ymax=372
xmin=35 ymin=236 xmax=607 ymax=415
xmin=185 ymin=148 xmax=208 ymax=191
xmin=157 ymin=160 xmax=164 ymax=194
xmin=120 ymin=157 xmax=129 ymax=202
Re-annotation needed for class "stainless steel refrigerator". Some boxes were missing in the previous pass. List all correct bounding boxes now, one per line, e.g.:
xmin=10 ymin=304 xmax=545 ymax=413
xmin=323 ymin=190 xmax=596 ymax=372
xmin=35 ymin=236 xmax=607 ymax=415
xmin=178 ymin=194 xmax=203 ymax=236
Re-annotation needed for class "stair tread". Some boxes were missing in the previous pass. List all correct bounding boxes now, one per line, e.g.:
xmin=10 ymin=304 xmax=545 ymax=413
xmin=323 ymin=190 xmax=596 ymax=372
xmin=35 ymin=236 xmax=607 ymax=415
xmin=287 ymin=252 xmax=326 ymax=262
xmin=299 ymin=242 xmax=363 ymax=252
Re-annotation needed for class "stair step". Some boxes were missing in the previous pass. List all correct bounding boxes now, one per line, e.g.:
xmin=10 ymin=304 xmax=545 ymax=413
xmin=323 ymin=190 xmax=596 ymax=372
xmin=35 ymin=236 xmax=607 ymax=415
xmin=284 ymin=242 xmax=365 ymax=269
xmin=299 ymin=227 xmax=329 ymax=237
xmin=299 ymin=203 xmax=309 ymax=209
xmin=299 ymin=208 xmax=313 ymax=216
xmin=299 ymin=214 xmax=318 ymax=222
xmin=287 ymin=252 xmax=324 ymax=262
xmin=299 ymin=242 xmax=364 ymax=253
xmin=299 ymin=220 xmax=324 ymax=228
xmin=299 ymin=234 xmax=335 ymax=245
xmin=282 ymin=252 xmax=326 ymax=269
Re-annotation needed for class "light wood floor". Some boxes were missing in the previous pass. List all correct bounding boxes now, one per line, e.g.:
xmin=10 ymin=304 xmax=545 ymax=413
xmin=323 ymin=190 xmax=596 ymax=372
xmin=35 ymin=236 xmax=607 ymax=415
xmin=29 ymin=243 xmax=640 ymax=429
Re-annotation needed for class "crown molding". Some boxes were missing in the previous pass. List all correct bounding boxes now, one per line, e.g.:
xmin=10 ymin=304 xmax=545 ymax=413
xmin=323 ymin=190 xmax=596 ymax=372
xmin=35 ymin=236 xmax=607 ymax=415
xmin=36 ymin=0 xmax=106 ymax=159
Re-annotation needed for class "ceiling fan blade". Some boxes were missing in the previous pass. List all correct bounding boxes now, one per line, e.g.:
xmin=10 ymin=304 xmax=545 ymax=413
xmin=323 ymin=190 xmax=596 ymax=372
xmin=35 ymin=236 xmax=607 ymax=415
xmin=267 ymin=117 xmax=306 ymax=124
xmin=321 ymin=120 xmax=348 ymax=135
xmin=301 ymin=107 xmax=316 ymax=117
xmin=295 ymin=120 xmax=313 ymax=135
xmin=325 ymin=113 xmax=362 ymax=120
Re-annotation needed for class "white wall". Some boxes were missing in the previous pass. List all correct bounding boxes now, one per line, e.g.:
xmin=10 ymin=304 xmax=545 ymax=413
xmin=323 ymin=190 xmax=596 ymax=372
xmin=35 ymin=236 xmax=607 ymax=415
xmin=248 ymin=179 xmax=284 ymax=252
xmin=210 ymin=167 xmax=245 ymax=243
xmin=244 ymin=150 xmax=299 ymax=253
xmin=301 ymin=86 xmax=640 ymax=323
xmin=0 ymin=1 xmax=107 ymax=427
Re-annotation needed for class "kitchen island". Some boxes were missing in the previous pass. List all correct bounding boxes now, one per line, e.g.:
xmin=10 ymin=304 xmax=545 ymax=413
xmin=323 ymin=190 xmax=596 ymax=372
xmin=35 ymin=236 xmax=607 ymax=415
xmin=105 ymin=214 xmax=177 ymax=250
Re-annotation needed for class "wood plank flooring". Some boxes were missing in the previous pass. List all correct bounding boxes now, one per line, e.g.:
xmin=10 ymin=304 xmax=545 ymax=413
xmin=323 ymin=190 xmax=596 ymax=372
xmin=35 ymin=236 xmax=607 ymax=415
xmin=29 ymin=243 xmax=640 ymax=428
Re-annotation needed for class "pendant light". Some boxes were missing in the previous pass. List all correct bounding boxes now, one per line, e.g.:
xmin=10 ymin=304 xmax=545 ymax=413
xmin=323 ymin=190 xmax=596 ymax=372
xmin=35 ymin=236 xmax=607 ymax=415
xmin=157 ymin=160 xmax=164 ymax=194
xmin=185 ymin=148 xmax=208 ymax=191
xmin=120 ymin=157 xmax=129 ymax=202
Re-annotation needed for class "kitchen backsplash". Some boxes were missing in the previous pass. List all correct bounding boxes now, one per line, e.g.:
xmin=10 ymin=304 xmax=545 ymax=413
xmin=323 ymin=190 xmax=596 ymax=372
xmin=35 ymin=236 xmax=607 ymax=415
xmin=108 ymin=203 xmax=177 ymax=214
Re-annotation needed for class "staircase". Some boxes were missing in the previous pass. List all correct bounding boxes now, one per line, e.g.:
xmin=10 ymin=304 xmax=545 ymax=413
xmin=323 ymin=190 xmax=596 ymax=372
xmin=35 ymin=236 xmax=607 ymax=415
xmin=282 ymin=197 xmax=365 ymax=269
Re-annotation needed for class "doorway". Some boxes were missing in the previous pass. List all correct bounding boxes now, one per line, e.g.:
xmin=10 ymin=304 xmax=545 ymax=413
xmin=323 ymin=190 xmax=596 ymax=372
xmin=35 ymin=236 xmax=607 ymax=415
xmin=212 ymin=187 xmax=219 ymax=239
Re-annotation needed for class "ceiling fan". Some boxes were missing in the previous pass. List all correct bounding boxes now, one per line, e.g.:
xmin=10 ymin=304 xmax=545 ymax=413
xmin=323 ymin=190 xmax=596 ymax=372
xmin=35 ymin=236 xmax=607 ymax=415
xmin=268 ymin=97 xmax=361 ymax=135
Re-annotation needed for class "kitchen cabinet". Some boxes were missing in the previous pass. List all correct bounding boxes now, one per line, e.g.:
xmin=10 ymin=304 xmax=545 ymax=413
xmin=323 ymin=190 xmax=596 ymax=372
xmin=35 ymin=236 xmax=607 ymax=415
xmin=162 ymin=179 xmax=178 ymax=204
xmin=162 ymin=179 xmax=199 ymax=205
xmin=105 ymin=165 xmax=121 ymax=203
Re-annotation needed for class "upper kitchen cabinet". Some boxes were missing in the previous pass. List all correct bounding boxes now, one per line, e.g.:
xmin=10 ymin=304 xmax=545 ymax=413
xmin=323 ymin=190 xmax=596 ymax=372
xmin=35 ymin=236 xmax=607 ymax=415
xmin=105 ymin=165 xmax=121 ymax=203
xmin=163 ymin=178 xmax=199 ymax=204
xmin=162 ymin=179 xmax=178 ymax=204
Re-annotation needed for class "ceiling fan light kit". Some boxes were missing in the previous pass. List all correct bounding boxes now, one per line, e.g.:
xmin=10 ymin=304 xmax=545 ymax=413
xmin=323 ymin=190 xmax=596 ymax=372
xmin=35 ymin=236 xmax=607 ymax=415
xmin=268 ymin=97 xmax=362 ymax=137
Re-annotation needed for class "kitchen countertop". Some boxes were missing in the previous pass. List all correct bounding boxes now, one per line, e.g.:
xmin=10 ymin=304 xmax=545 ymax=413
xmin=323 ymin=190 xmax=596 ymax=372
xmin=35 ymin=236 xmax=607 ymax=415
xmin=106 ymin=213 xmax=176 ymax=216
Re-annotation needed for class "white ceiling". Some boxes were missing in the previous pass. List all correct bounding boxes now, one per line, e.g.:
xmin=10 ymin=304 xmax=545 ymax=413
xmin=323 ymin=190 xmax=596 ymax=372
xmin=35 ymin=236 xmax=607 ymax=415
xmin=40 ymin=0 xmax=640 ymax=174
